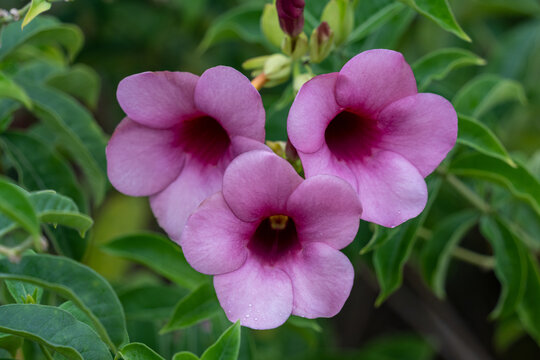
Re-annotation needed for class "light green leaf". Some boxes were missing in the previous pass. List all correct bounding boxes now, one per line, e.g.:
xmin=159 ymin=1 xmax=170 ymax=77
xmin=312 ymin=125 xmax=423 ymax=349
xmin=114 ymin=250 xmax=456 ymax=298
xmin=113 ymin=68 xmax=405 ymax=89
xmin=0 ymin=304 xmax=111 ymax=360
xmin=118 ymin=343 xmax=165 ymax=360
xmin=0 ymin=253 xmax=127 ymax=351
xmin=457 ymin=115 xmax=515 ymax=167
xmin=347 ymin=2 xmax=405 ymax=45
xmin=453 ymin=74 xmax=527 ymax=118
xmin=119 ymin=285 xmax=187 ymax=321
xmin=173 ymin=352 xmax=199 ymax=360
xmin=0 ymin=17 xmax=83 ymax=61
xmin=420 ymin=210 xmax=478 ymax=298
xmin=5 ymin=279 xmax=43 ymax=304
xmin=22 ymin=0 xmax=52 ymax=29
xmin=161 ymin=283 xmax=221 ymax=333
xmin=517 ymin=253 xmax=540 ymax=345
xmin=401 ymin=0 xmax=470 ymax=41
xmin=102 ymin=233 xmax=205 ymax=289
xmin=480 ymin=217 xmax=527 ymax=319
xmin=0 ymin=178 xmax=39 ymax=237
xmin=449 ymin=153 xmax=540 ymax=217
xmin=412 ymin=48 xmax=485 ymax=90
xmin=0 ymin=72 xmax=32 ymax=109
xmin=200 ymin=322 xmax=241 ymax=360
xmin=46 ymin=64 xmax=101 ymax=110
xmin=373 ymin=176 xmax=442 ymax=305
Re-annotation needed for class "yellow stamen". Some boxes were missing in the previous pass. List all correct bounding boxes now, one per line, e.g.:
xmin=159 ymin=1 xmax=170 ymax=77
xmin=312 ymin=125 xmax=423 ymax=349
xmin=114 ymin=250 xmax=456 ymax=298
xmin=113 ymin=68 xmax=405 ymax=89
xmin=269 ymin=215 xmax=288 ymax=230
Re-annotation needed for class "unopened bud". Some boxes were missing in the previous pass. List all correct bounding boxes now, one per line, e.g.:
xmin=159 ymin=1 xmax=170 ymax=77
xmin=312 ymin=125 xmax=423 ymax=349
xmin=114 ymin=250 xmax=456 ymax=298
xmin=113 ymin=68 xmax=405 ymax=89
xmin=242 ymin=55 xmax=271 ymax=71
xmin=261 ymin=2 xmax=285 ymax=48
xmin=309 ymin=22 xmax=334 ymax=63
xmin=293 ymin=72 xmax=313 ymax=93
xmin=282 ymin=32 xmax=308 ymax=60
xmin=276 ymin=0 xmax=305 ymax=37
xmin=321 ymin=0 xmax=354 ymax=46
xmin=263 ymin=54 xmax=291 ymax=86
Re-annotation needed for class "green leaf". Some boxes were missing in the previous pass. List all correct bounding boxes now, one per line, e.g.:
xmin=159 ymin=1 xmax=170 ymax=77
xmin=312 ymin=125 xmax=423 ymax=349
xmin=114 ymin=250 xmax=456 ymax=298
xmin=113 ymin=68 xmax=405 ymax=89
xmin=200 ymin=322 xmax=241 ymax=360
xmin=0 ymin=332 xmax=22 ymax=357
xmin=347 ymin=2 xmax=405 ymax=45
xmin=0 ymin=178 xmax=39 ymax=237
xmin=0 ymin=304 xmax=111 ymax=360
xmin=457 ymin=115 xmax=515 ymax=167
xmin=119 ymin=285 xmax=187 ymax=321
xmin=16 ymin=81 xmax=107 ymax=205
xmin=0 ymin=131 xmax=85 ymax=211
xmin=173 ymin=352 xmax=199 ymax=360
xmin=260 ymin=2 xmax=284 ymax=49
xmin=198 ymin=3 xmax=263 ymax=54
xmin=359 ymin=223 xmax=396 ymax=254
xmin=401 ymin=0 xmax=470 ymax=41
xmin=102 ymin=233 xmax=205 ymax=289
xmin=0 ymin=253 xmax=127 ymax=351
xmin=0 ymin=17 xmax=83 ymax=62
xmin=286 ymin=316 xmax=322 ymax=332
xmin=353 ymin=334 xmax=433 ymax=360
xmin=449 ymin=153 xmax=540 ymax=217
xmin=0 ymin=72 xmax=32 ymax=109
xmin=59 ymin=301 xmax=95 ymax=331
xmin=480 ymin=217 xmax=527 ymax=319
xmin=161 ymin=283 xmax=221 ymax=333
xmin=412 ymin=48 xmax=485 ymax=90
xmin=453 ymin=74 xmax=527 ymax=118
xmin=46 ymin=64 xmax=101 ymax=110
xmin=373 ymin=176 xmax=442 ymax=305
xmin=22 ymin=0 xmax=52 ymax=29
xmin=517 ymin=253 xmax=540 ymax=345
xmin=5 ymin=279 xmax=43 ymax=304
xmin=420 ymin=210 xmax=478 ymax=298
xmin=118 ymin=343 xmax=165 ymax=360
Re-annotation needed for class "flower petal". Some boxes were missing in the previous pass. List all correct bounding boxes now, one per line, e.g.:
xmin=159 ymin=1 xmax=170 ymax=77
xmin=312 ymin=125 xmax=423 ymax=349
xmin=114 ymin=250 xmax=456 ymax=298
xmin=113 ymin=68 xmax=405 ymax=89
xmin=377 ymin=93 xmax=457 ymax=177
xmin=350 ymin=151 xmax=427 ymax=227
xmin=287 ymin=73 xmax=342 ymax=153
xmin=223 ymin=151 xmax=303 ymax=222
xmin=282 ymin=242 xmax=353 ymax=318
xmin=336 ymin=49 xmax=417 ymax=116
xmin=106 ymin=118 xmax=185 ymax=196
xmin=195 ymin=66 xmax=265 ymax=142
xmin=181 ymin=193 xmax=253 ymax=275
xmin=150 ymin=159 xmax=224 ymax=242
xmin=214 ymin=255 xmax=293 ymax=330
xmin=287 ymin=175 xmax=361 ymax=250
xmin=117 ymin=71 xmax=201 ymax=129
xmin=230 ymin=136 xmax=271 ymax=156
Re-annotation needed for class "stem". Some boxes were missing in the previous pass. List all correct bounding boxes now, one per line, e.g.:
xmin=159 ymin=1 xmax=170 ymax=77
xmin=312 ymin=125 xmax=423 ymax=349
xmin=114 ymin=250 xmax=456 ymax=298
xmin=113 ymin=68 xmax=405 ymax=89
xmin=446 ymin=174 xmax=492 ymax=213
xmin=39 ymin=344 xmax=54 ymax=360
xmin=0 ymin=2 xmax=31 ymax=24
xmin=250 ymin=73 xmax=267 ymax=91
xmin=0 ymin=237 xmax=34 ymax=260
xmin=452 ymin=246 xmax=495 ymax=270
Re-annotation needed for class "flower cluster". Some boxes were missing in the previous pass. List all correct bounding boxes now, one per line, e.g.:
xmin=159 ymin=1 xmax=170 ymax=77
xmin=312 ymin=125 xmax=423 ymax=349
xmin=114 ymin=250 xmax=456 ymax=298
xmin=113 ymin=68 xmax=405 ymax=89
xmin=106 ymin=50 xmax=457 ymax=330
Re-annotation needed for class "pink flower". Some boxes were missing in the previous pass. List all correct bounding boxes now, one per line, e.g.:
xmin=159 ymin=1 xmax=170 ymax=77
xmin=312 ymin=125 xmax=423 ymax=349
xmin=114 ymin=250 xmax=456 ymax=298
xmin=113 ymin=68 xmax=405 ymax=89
xmin=276 ymin=0 xmax=305 ymax=37
xmin=106 ymin=66 xmax=266 ymax=241
xmin=181 ymin=150 xmax=362 ymax=329
xmin=287 ymin=49 xmax=457 ymax=228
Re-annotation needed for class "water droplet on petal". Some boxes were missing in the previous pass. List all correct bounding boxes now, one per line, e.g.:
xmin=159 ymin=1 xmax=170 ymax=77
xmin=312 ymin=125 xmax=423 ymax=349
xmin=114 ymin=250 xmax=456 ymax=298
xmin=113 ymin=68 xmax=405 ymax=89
xmin=248 ymin=303 xmax=252 ymax=307
xmin=245 ymin=314 xmax=250 ymax=318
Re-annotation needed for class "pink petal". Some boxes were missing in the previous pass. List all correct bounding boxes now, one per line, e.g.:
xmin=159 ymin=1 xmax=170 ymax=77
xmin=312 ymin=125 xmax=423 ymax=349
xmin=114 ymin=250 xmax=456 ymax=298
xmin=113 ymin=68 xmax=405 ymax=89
xmin=377 ymin=93 xmax=457 ymax=177
xmin=335 ymin=49 xmax=417 ymax=116
xmin=150 ymin=159 xmax=224 ymax=242
xmin=222 ymin=151 xmax=303 ymax=222
xmin=230 ymin=136 xmax=271 ymax=156
xmin=282 ymin=242 xmax=353 ymax=318
xmin=106 ymin=118 xmax=185 ymax=196
xmin=181 ymin=193 xmax=253 ymax=275
xmin=351 ymin=151 xmax=427 ymax=227
xmin=117 ymin=72 xmax=201 ymax=129
xmin=287 ymin=175 xmax=361 ymax=250
xmin=194 ymin=66 xmax=265 ymax=142
xmin=287 ymin=73 xmax=342 ymax=153
xmin=214 ymin=255 xmax=293 ymax=329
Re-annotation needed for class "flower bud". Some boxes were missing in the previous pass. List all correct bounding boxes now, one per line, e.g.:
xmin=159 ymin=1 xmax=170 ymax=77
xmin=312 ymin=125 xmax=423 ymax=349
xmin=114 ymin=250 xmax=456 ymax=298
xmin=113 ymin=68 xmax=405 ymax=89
xmin=282 ymin=32 xmax=308 ymax=60
xmin=293 ymin=72 xmax=313 ymax=93
xmin=260 ymin=2 xmax=285 ymax=48
xmin=276 ymin=0 xmax=305 ymax=38
xmin=261 ymin=54 xmax=292 ymax=87
xmin=242 ymin=55 xmax=271 ymax=71
xmin=309 ymin=21 xmax=334 ymax=63
xmin=321 ymin=0 xmax=354 ymax=46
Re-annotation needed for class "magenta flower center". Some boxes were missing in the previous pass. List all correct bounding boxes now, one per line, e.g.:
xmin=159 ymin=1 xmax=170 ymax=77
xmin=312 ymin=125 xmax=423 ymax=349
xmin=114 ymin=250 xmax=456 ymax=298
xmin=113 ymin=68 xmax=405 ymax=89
xmin=175 ymin=115 xmax=231 ymax=165
xmin=248 ymin=215 xmax=301 ymax=264
xmin=325 ymin=110 xmax=381 ymax=161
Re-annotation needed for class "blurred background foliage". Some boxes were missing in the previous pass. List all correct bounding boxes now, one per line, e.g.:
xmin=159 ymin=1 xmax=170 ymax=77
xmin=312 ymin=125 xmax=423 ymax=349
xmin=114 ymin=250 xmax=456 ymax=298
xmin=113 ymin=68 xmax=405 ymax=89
xmin=0 ymin=0 xmax=539 ymax=359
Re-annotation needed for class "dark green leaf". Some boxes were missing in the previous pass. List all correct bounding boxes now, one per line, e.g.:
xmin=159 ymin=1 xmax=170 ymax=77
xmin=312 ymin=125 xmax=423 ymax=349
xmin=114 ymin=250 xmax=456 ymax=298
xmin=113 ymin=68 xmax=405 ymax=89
xmin=347 ymin=3 xmax=406 ymax=45
xmin=119 ymin=285 xmax=187 ymax=321
xmin=118 ymin=343 xmax=165 ymax=360
xmin=0 ymin=178 xmax=39 ymax=237
xmin=5 ymin=279 xmax=43 ymax=304
xmin=173 ymin=353 xmax=199 ymax=360
xmin=0 ymin=333 xmax=23 ymax=357
xmin=200 ymin=322 xmax=241 ymax=360
xmin=59 ymin=301 xmax=95 ymax=331
xmin=0 ymin=72 xmax=32 ymax=109
xmin=517 ymin=253 xmax=540 ymax=345
xmin=102 ymin=233 xmax=205 ymax=289
xmin=46 ymin=64 xmax=101 ymax=110
xmin=0 ymin=304 xmax=111 ymax=360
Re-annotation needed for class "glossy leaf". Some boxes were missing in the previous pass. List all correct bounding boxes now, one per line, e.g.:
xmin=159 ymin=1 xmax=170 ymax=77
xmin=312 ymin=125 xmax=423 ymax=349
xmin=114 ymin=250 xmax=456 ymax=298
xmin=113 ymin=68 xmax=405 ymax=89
xmin=0 ymin=253 xmax=127 ymax=351
xmin=402 ymin=0 xmax=470 ymax=41
xmin=0 ymin=178 xmax=40 ymax=237
xmin=161 ymin=283 xmax=221 ymax=333
xmin=5 ymin=279 xmax=43 ymax=304
xmin=420 ymin=210 xmax=478 ymax=297
xmin=118 ymin=343 xmax=165 ymax=360
xmin=173 ymin=352 xmax=199 ymax=360
xmin=453 ymin=74 xmax=527 ymax=118
xmin=200 ymin=322 xmax=241 ymax=360
xmin=457 ymin=115 xmax=515 ymax=167
xmin=0 ymin=304 xmax=111 ymax=360
xmin=22 ymin=0 xmax=52 ymax=29
xmin=517 ymin=253 xmax=540 ymax=345
xmin=102 ymin=233 xmax=205 ymax=289
xmin=347 ymin=2 xmax=406 ymax=45
xmin=412 ymin=48 xmax=485 ymax=90
xmin=449 ymin=153 xmax=540 ymax=217
xmin=480 ymin=217 xmax=527 ymax=319
xmin=0 ymin=72 xmax=32 ymax=109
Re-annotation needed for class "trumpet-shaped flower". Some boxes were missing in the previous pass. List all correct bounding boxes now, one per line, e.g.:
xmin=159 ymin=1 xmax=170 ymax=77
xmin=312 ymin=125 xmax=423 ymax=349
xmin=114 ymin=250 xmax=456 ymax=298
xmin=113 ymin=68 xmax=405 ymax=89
xmin=287 ymin=49 xmax=457 ymax=228
xmin=181 ymin=150 xmax=362 ymax=329
xmin=106 ymin=66 xmax=266 ymax=241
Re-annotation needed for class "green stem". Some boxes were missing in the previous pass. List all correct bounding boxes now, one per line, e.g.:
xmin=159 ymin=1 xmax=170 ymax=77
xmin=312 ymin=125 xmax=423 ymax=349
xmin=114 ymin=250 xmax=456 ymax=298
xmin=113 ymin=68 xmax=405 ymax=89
xmin=445 ymin=174 xmax=492 ymax=213
xmin=452 ymin=246 xmax=495 ymax=270
xmin=39 ymin=344 xmax=54 ymax=360
xmin=0 ymin=2 xmax=31 ymax=24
